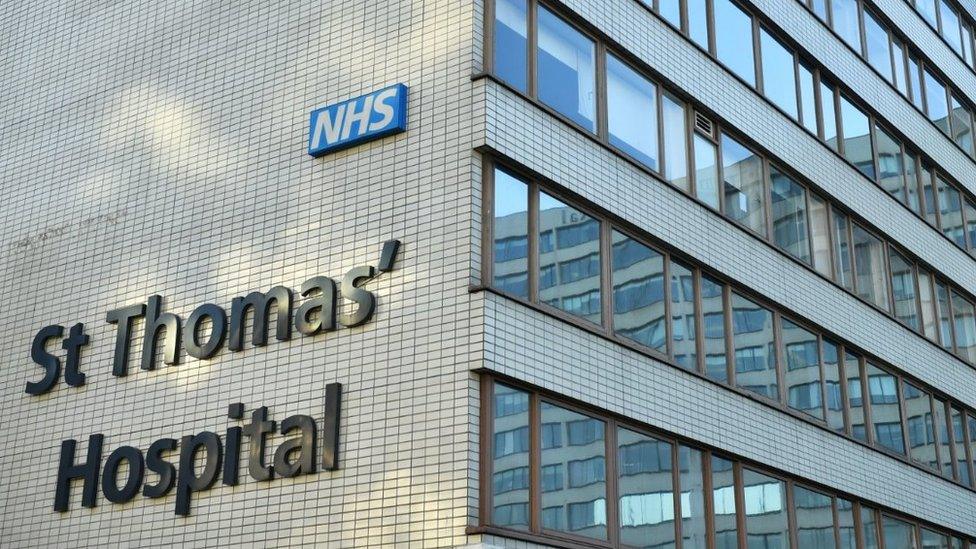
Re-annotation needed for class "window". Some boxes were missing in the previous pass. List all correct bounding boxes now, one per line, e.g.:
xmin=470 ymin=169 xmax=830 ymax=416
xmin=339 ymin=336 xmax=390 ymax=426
xmin=852 ymin=223 xmax=889 ymax=311
xmin=951 ymin=408 xmax=971 ymax=486
xmin=882 ymin=516 xmax=917 ymax=549
xmin=679 ymin=445 xmax=707 ymax=548
xmin=840 ymin=95 xmax=874 ymax=179
xmin=721 ymin=133 xmax=766 ymax=234
xmin=951 ymin=290 xmax=976 ymax=363
xmin=617 ymin=429 xmax=675 ymax=547
xmin=846 ymin=352 xmax=868 ymax=442
xmin=799 ymin=63 xmax=817 ymax=134
xmin=659 ymin=0 xmax=681 ymax=27
xmin=809 ymin=194 xmax=833 ymax=277
xmin=612 ymin=233 xmax=667 ymax=353
xmin=968 ymin=413 xmax=976 ymax=487
xmin=732 ymin=293 xmax=778 ymax=400
xmin=867 ymin=364 xmax=904 ymax=455
xmin=950 ymin=96 xmax=974 ymax=156
xmin=694 ymin=134 xmax=720 ymax=209
xmin=537 ymin=7 xmax=596 ymax=131
xmin=908 ymin=56 xmax=924 ymax=111
xmin=821 ymin=80 xmax=839 ymax=150
xmin=538 ymin=192 xmax=602 ymax=324
xmin=712 ymin=456 xmax=738 ymax=549
xmin=782 ymin=319 xmax=823 ymax=419
xmin=688 ymin=0 xmax=710 ymax=48
xmin=862 ymin=507 xmax=880 ymax=549
xmin=833 ymin=0 xmax=863 ymax=49
xmin=921 ymin=164 xmax=939 ymax=227
xmin=892 ymin=41 xmax=908 ymax=96
xmin=921 ymin=529 xmax=951 ymax=549
xmin=493 ymin=169 xmax=529 ymax=298
xmin=966 ymin=199 xmax=976 ymax=254
xmin=494 ymin=0 xmax=528 ymax=91
xmin=793 ymin=486 xmax=835 ymax=549
xmin=863 ymin=10 xmax=893 ymax=82
xmin=938 ymin=179 xmax=965 ymax=248
xmin=671 ymin=260 xmax=698 ymax=370
xmin=492 ymin=383 xmax=530 ymax=529
xmin=888 ymin=249 xmax=918 ymax=330
xmin=714 ymin=0 xmax=756 ymax=86
xmin=542 ymin=463 xmax=564 ymax=492
xmin=823 ymin=339 xmax=846 ymax=433
xmin=918 ymin=269 xmax=939 ymax=341
xmin=760 ymin=28 xmax=798 ymax=119
xmin=875 ymin=125 xmax=906 ymax=205
xmin=905 ymin=155 xmax=922 ymax=215
xmin=903 ymin=382 xmax=937 ymax=470
xmin=941 ymin=0 xmax=963 ymax=53
xmin=918 ymin=0 xmax=939 ymax=27
xmin=934 ymin=397 xmax=953 ymax=478
xmin=838 ymin=498 xmax=858 ymax=549
xmin=701 ymin=274 xmax=729 ymax=382
xmin=540 ymin=403 xmax=607 ymax=539
xmin=936 ymin=281 xmax=955 ymax=352
xmin=832 ymin=208 xmax=854 ymax=290
xmin=607 ymin=54 xmax=659 ymax=170
xmin=743 ymin=469 xmax=788 ymax=549
xmin=663 ymin=93 xmax=689 ymax=191
xmin=924 ymin=70 xmax=950 ymax=135
xmin=770 ymin=166 xmax=811 ymax=264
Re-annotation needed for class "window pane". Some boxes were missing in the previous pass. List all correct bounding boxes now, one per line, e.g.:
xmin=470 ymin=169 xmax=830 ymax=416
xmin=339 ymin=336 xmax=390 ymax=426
xmin=607 ymin=55 xmax=659 ymax=170
xmin=950 ymin=97 xmax=974 ymax=156
xmin=905 ymin=154 xmax=922 ymax=214
xmin=875 ymin=125 xmax=906 ymax=204
xmin=694 ymin=134 xmax=720 ymax=209
xmin=701 ymin=274 xmax=729 ymax=382
xmin=663 ymin=93 xmax=689 ymax=191
xmin=852 ymin=224 xmax=889 ymax=311
xmin=921 ymin=528 xmax=951 ymax=549
xmin=660 ymin=0 xmax=681 ymax=27
xmin=722 ymin=133 xmax=766 ymax=234
xmin=837 ymin=498 xmax=857 ymax=549
xmin=612 ymin=231 xmax=667 ymax=352
xmin=934 ymin=397 xmax=952 ymax=478
xmin=867 ymin=363 xmax=904 ymax=455
xmin=537 ymin=7 xmax=596 ymax=132
xmin=833 ymin=208 xmax=854 ymax=290
xmin=833 ymin=0 xmax=862 ymax=49
xmin=882 ymin=515 xmax=918 ymax=549
xmin=822 ymin=80 xmax=839 ymax=150
xmin=823 ymin=339 xmax=846 ymax=433
xmin=743 ymin=469 xmax=788 ymax=549
xmin=782 ymin=318 xmax=823 ymax=419
xmin=671 ymin=261 xmax=698 ymax=369
xmin=862 ymin=506 xmax=880 ymax=549
xmin=678 ymin=445 xmax=708 ymax=549
xmin=941 ymin=0 xmax=963 ymax=52
xmin=964 ymin=23 xmax=975 ymax=65
xmin=903 ymin=382 xmax=937 ymax=471
xmin=968 ymin=414 xmax=976 ymax=488
xmin=494 ymin=0 xmax=528 ymax=92
xmin=794 ymin=486 xmax=836 ymax=549
xmin=810 ymin=194 xmax=833 ymax=277
xmin=770 ymin=166 xmax=811 ymax=264
xmin=688 ymin=0 xmax=710 ymax=48
xmin=493 ymin=169 xmax=529 ymax=298
xmin=800 ymin=63 xmax=818 ymax=134
xmin=936 ymin=281 xmax=955 ymax=351
xmin=732 ymin=292 xmax=779 ymax=400
xmin=846 ymin=353 xmax=868 ymax=442
xmin=538 ymin=192 xmax=602 ymax=324
xmin=840 ymin=95 xmax=875 ymax=179
xmin=864 ymin=11 xmax=893 ymax=82
xmin=924 ymin=70 xmax=950 ymax=134
xmin=939 ymin=179 xmax=965 ymax=247
xmin=922 ymin=164 xmax=939 ymax=226
xmin=918 ymin=0 xmax=939 ymax=27
xmin=966 ymin=199 xmax=976 ymax=253
xmin=951 ymin=408 xmax=971 ymax=486
xmin=951 ymin=290 xmax=976 ymax=363
xmin=540 ymin=403 xmax=607 ymax=539
xmin=892 ymin=41 xmax=908 ymax=96
xmin=909 ymin=56 xmax=925 ymax=110
xmin=492 ymin=383 xmax=530 ymax=530
xmin=761 ymin=28 xmax=798 ymax=118
xmin=918 ymin=268 xmax=939 ymax=341
xmin=712 ymin=456 xmax=738 ymax=549
xmin=888 ymin=248 xmax=918 ymax=330
xmin=715 ymin=0 xmax=756 ymax=86
xmin=813 ymin=0 xmax=828 ymax=21
xmin=617 ymin=429 xmax=676 ymax=547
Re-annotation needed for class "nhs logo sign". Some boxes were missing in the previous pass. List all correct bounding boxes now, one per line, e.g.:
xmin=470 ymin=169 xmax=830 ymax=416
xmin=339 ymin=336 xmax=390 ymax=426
xmin=308 ymin=84 xmax=408 ymax=157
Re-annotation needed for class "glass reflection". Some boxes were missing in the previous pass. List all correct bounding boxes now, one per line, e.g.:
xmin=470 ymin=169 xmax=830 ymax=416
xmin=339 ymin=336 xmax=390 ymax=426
xmin=867 ymin=363 xmax=905 ymax=455
xmin=494 ymin=0 xmax=528 ymax=91
xmin=770 ymin=166 xmax=811 ymax=264
xmin=889 ymin=249 xmax=918 ymax=330
xmin=538 ymin=192 xmax=602 ymax=325
xmin=794 ymin=485 xmax=836 ymax=549
xmin=701 ymin=274 xmax=728 ymax=382
xmin=742 ymin=469 xmax=788 ymax=549
xmin=882 ymin=515 xmax=918 ymax=549
xmin=671 ymin=261 xmax=698 ymax=370
xmin=612 ymin=231 xmax=666 ymax=353
xmin=732 ymin=292 xmax=779 ymax=400
xmin=607 ymin=54 xmax=659 ymax=170
xmin=760 ymin=28 xmax=798 ymax=119
xmin=782 ymin=319 xmax=823 ymax=419
xmin=852 ymin=223 xmax=889 ymax=312
xmin=840 ymin=95 xmax=875 ymax=179
xmin=694 ymin=134 xmax=720 ymax=209
xmin=837 ymin=498 xmax=857 ymax=549
xmin=679 ymin=445 xmax=707 ymax=549
xmin=714 ymin=0 xmax=755 ymax=85
xmin=493 ymin=168 xmax=529 ymax=298
xmin=845 ymin=352 xmax=869 ymax=442
xmin=617 ymin=428 xmax=676 ymax=548
xmin=711 ymin=456 xmax=737 ymax=549
xmin=722 ymin=133 xmax=765 ymax=234
xmin=492 ymin=383 xmax=531 ymax=529
xmin=537 ymin=7 xmax=596 ymax=131
xmin=823 ymin=339 xmax=846 ymax=433
xmin=903 ymin=382 xmax=937 ymax=471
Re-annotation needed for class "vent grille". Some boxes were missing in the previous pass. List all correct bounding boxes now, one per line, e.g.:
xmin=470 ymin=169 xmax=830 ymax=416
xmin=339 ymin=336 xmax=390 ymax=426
xmin=694 ymin=111 xmax=714 ymax=137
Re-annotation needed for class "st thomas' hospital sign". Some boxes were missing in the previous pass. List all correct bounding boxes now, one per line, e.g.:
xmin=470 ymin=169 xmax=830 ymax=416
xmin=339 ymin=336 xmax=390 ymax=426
xmin=22 ymin=240 xmax=400 ymax=517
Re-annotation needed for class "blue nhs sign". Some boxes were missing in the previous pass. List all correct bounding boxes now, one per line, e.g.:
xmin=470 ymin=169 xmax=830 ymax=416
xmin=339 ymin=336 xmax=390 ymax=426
xmin=308 ymin=84 xmax=408 ymax=157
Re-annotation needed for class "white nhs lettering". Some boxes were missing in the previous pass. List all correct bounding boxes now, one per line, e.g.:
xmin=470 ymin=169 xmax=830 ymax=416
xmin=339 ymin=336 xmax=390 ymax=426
xmin=308 ymin=84 xmax=407 ymax=157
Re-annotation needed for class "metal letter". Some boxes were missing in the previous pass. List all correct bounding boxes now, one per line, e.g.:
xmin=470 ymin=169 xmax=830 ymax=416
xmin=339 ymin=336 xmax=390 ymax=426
xmin=106 ymin=303 xmax=146 ymax=377
xmin=228 ymin=287 xmax=293 ymax=351
xmin=143 ymin=438 xmax=177 ymax=498
xmin=54 ymin=434 xmax=103 ymax=512
xmin=322 ymin=383 xmax=342 ymax=471
xmin=273 ymin=415 xmax=316 ymax=478
xmin=294 ymin=276 xmax=337 ymax=336
xmin=378 ymin=239 xmax=401 ymax=272
xmin=102 ymin=446 xmax=145 ymax=503
xmin=241 ymin=407 xmax=275 ymax=481
xmin=175 ymin=432 xmax=222 ymax=516
xmin=61 ymin=323 xmax=89 ymax=387
xmin=339 ymin=266 xmax=376 ymax=327
xmin=184 ymin=303 xmax=227 ymax=360
xmin=141 ymin=295 xmax=181 ymax=371
xmin=26 ymin=325 xmax=63 ymax=395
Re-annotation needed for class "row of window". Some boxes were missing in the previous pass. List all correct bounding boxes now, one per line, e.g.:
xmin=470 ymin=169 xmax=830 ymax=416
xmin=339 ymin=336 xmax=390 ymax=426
xmin=488 ymin=163 xmax=976 ymax=487
xmin=796 ymin=0 xmax=976 ymax=159
xmin=906 ymin=0 xmax=976 ymax=70
xmin=486 ymin=379 xmax=973 ymax=548
xmin=491 ymin=0 xmax=976 ymax=278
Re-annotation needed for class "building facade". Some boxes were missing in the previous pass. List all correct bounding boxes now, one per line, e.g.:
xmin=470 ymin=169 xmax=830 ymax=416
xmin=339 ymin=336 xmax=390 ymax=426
xmin=2 ymin=0 xmax=976 ymax=546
